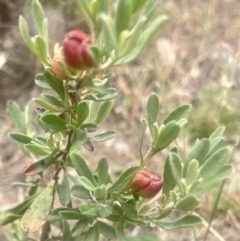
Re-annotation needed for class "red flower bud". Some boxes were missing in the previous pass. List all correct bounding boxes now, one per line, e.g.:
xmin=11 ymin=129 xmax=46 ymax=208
xmin=52 ymin=53 xmax=68 ymax=81
xmin=130 ymin=170 xmax=163 ymax=199
xmin=63 ymin=30 xmax=94 ymax=70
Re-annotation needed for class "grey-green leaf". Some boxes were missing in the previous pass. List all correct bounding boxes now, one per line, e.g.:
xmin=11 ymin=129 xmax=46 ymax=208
xmin=168 ymin=152 xmax=183 ymax=190
xmin=19 ymin=16 xmax=35 ymax=53
xmin=162 ymin=154 xmax=177 ymax=198
xmin=84 ymin=224 xmax=99 ymax=241
xmin=71 ymin=185 xmax=92 ymax=199
xmin=147 ymin=92 xmax=160 ymax=142
xmin=70 ymin=153 xmax=97 ymax=185
xmin=21 ymin=180 xmax=55 ymax=232
xmin=115 ymin=0 xmax=131 ymax=36
xmin=35 ymin=74 xmax=52 ymax=89
xmin=194 ymin=165 xmax=232 ymax=193
xmin=90 ymin=131 xmax=116 ymax=142
xmin=138 ymin=119 xmax=146 ymax=162
xmin=209 ymin=126 xmax=225 ymax=141
xmin=183 ymin=138 xmax=210 ymax=177
xmin=72 ymin=220 xmax=88 ymax=237
xmin=95 ymin=100 xmax=114 ymax=124
xmin=97 ymin=220 xmax=117 ymax=240
xmin=163 ymin=104 xmax=192 ymax=125
xmin=43 ymin=70 xmax=65 ymax=100
xmin=155 ymin=121 xmax=180 ymax=149
xmin=97 ymin=157 xmax=109 ymax=185
xmin=76 ymin=102 xmax=89 ymax=127
xmin=31 ymin=0 xmax=45 ymax=37
xmin=41 ymin=114 xmax=67 ymax=131
xmin=156 ymin=215 xmax=202 ymax=230
xmin=175 ymin=195 xmax=199 ymax=212
xmin=7 ymin=101 xmax=27 ymax=134
xmin=9 ymin=133 xmax=33 ymax=145
xmin=107 ymin=166 xmax=141 ymax=194
xmin=56 ymin=171 xmax=71 ymax=206
xmin=196 ymin=147 xmax=230 ymax=182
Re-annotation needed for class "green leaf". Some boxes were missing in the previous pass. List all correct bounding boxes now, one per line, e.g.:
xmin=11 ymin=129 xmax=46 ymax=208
xmin=194 ymin=165 xmax=232 ymax=193
xmin=85 ymin=88 xmax=118 ymax=101
xmin=156 ymin=215 xmax=202 ymax=230
xmin=155 ymin=121 xmax=180 ymax=149
xmin=33 ymin=98 xmax=59 ymax=112
xmin=94 ymin=186 xmax=107 ymax=199
xmin=143 ymin=0 xmax=160 ymax=18
xmin=42 ymin=93 xmax=64 ymax=107
xmin=97 ymin=220 xmax=117 ymax=240
xmin=209 ymin=126 xmax=225 ymax=141
xmin=62 ymin=219 xmax=73 ymax=241
xmin=147 ymin=93 xmax=160 ymax=142
xmin=90 ymin=131 xmax=116 ymax=142
xmin=115 ymin=0 xmax=131 ymax=36
xmin=138 ymin=119 xmax=146 ymax=161
xmin=119 ymin=200 xmax=137 ymax=219
xmin=207 ymin=137 xmax=225 ymax=159
xmin=43 ymin=70 xmax=65 ymax=100
xmin=21 ymin=180 xmax=55 ymax=232
xmin=126 ymin=233 xmax=159 ymax=241
xmin=31 ymin=0 xmax=45 ymax=37
xmin=79 ymin=203 xmax=99 ymax=216
xmin=77 ymin=0 xmax=94 ymax=22
xmin=79 ymin=176 xmax=97 ymax=191
xmin=9 ymin=133 xmax=33 ymax=144
xmin=72 ymin=219 xmax=88 ymax=237
xmin=33 ymin=35 xmax=49 ymax=65
xmin=122 ymin=16 xmax=147 ymax=56
xmin=95 ymin=100 xmax=114 ymax=124
xmin=81 ymin=123 xmax=98 ymax=132
xmin=185 ymin=159 xmax=199 ymax=185
xmin=162 ymin=154 xmax=177 ymax=198
xmin=35 ymin=74 xmax=52 ymax=89
xmin=0 ymin=193 xmax=39 ymax=225
xmin=168 ymin=152 xmax=183 ymax=190
xmin=99 ymin=202 xmax=113 ymax=218
xmin=70 ymin=129 xmax=88 ymax=154
xmin=115 ymin=219 xmax=125 ymax=241
xmin=56 ymin=171 xmax=71 ymax=206
xmin=70 ymin=153 xmax=97 ymax=185
xmin=84 ymin=224 xmax=99 ymax=241
xmin=60 ymin=211 xmax=87 ymax=220
xmin=130 ymin=0 xmax=146 ymax=14
xmin=183 ymin=139 xmax=210 ymax=177
xmin=41 ymin=114 xmax=67 ymax=131
xmin=76 ymin=102 xmax=89 ymax=127
xmin=19 ymin=16 xmax=35 ymax=52
xmin=107 ymin=166 xmax=141 ymax=194
xmin=196 ymin=147 xmax=230 ymax=182
xmin=7 ymin=101 xmax=27 ymax=134
xmin=163 ymin=104 xmax=192 ymax=125
xmin=71 ymin=185 xmax=92 ymax=199
xmin=97 ymin=157 xmax=109 ymax=185
xmin=115 ymin=15 xmax=167 ymax=65
xmin=175 ymin=195 xmax=199 ymax=211
xmin=25 ymin=143 xmax=50 ymax=156
xmin=98 ymin=14 xmax=117 ymax=51
xmin=24 ymin=155 xmax=57 ymax=176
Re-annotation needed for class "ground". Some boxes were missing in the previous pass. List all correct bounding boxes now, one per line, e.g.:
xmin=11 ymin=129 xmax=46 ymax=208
xmin=0 ymin=0 xmax=240 ymax=240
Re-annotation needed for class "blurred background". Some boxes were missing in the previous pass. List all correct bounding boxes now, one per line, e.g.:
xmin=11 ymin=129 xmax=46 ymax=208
xmin=0 ymin=0 xmax=240 ymax=240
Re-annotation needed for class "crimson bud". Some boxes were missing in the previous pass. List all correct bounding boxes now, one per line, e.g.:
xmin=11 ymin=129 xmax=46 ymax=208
xmin=63 ymin=30 xmax=94 ymax=70
xmin=130 ymin=170 xmax=163 ymax=199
